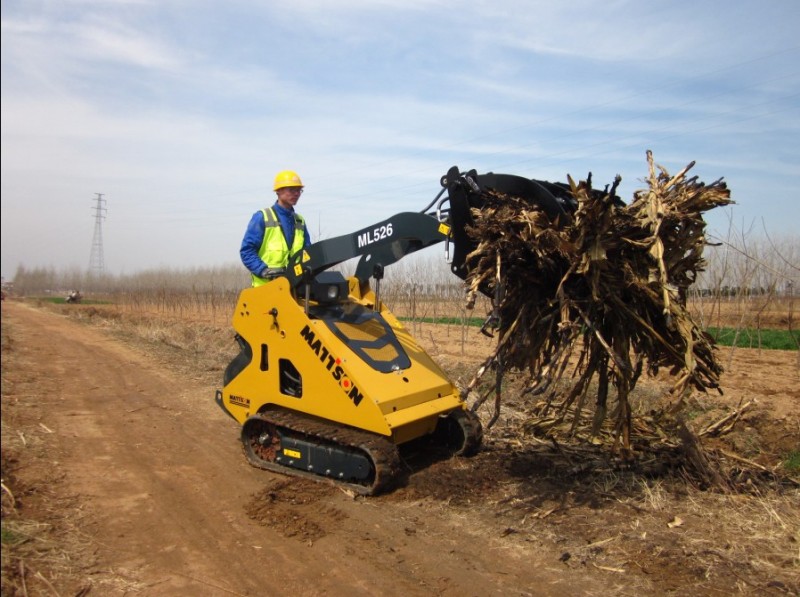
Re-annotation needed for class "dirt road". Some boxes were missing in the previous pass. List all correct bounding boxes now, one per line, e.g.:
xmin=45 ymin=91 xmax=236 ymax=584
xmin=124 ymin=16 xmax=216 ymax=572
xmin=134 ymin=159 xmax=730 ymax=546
xmin=2 ymin=300 xmax=798 ymax=596
xmin=2 ymin=301 xmax=611 ymax=596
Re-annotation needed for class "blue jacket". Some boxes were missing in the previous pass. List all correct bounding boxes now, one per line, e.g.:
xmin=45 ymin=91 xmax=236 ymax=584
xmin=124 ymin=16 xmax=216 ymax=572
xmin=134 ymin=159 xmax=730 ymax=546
xmin=240 ymin=202 xmax=311 ymax=277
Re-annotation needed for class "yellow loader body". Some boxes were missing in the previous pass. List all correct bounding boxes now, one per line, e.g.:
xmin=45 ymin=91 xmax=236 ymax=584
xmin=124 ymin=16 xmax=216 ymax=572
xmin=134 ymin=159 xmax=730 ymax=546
xmin=221 ymin=276 xmax=466 ymax=447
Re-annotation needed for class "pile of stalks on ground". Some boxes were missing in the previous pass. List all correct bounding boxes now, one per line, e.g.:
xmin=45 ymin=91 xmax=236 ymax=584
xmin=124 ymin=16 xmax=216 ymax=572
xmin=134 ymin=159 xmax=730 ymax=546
xmin=461 ymin=151 xmax=748 ymax=488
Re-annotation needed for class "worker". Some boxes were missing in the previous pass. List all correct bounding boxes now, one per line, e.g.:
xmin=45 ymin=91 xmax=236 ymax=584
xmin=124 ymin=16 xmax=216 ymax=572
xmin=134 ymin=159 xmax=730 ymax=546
xmin=240 ymin=169 xmax=312 ymax=287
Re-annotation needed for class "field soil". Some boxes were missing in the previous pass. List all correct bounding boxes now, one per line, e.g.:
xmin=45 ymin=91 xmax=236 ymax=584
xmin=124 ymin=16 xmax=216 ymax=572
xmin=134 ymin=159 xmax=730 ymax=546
xmin=1 ymin=299 xmax=798 ymax=596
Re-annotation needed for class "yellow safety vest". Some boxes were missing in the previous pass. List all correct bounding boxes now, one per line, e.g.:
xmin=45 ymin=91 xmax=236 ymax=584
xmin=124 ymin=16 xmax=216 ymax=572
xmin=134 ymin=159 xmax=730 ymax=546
xmin=252 ymin=207 xmax=306 ymax=287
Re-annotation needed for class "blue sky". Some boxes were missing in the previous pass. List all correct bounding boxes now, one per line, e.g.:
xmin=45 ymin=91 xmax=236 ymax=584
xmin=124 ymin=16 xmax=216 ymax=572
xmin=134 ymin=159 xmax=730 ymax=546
xmin=2 ymin=0 xmax=798 ymax=280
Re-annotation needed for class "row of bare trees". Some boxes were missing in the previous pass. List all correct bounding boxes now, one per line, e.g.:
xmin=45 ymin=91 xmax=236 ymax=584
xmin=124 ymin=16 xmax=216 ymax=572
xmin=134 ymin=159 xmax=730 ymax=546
xmin=6 ymin=231 xmax=798 ymax=334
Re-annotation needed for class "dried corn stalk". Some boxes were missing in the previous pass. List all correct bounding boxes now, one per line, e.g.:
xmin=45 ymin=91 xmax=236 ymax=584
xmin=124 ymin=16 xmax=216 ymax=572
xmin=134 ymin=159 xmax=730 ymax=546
xmin=463 ymin=151 xmax=733 ymax=454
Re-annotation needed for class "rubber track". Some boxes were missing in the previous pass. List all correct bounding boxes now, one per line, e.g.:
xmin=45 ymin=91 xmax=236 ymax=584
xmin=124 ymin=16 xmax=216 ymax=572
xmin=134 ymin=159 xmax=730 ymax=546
xmin=242 ymin=409 xmax=401 ymax=496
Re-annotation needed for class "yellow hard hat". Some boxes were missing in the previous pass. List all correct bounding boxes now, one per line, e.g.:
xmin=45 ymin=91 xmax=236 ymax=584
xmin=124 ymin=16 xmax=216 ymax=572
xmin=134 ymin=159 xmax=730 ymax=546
xmin=273 ymin=170 xmax=304 ymax=191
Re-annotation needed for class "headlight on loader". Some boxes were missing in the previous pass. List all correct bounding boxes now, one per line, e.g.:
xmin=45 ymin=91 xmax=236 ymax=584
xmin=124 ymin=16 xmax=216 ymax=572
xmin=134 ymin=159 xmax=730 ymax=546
xmin=310 ymin=271 xmax=349 ymax=305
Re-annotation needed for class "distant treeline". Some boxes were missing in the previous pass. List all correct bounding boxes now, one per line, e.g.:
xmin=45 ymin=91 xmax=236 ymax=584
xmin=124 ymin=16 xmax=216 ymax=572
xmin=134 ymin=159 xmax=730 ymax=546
xmin=5 ymin=231 xmax=798 ymax=304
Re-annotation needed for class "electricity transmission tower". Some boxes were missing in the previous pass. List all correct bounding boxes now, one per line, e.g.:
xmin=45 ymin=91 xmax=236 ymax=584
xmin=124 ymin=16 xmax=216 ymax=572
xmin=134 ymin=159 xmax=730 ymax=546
xmin=88 ymin=193 xmax=107 ymax=274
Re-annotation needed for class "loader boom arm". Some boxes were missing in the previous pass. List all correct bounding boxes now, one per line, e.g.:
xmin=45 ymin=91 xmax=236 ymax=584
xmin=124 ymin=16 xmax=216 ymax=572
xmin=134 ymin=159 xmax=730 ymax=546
xmin=286 ymin=211 xmax=450 ymax=291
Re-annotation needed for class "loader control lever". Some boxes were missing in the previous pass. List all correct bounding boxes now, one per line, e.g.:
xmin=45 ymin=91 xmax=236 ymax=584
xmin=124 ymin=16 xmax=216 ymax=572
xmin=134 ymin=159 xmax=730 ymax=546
xmin=299 ymin=266 xmax=313 ymax=315
xmin=372 ymin=264 xmax=384 ymax=312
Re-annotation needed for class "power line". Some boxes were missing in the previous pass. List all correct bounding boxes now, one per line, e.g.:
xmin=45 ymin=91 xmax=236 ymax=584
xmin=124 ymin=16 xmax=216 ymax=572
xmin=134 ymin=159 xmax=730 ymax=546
xmin=89 ymin=193 xmax=107 ymax=274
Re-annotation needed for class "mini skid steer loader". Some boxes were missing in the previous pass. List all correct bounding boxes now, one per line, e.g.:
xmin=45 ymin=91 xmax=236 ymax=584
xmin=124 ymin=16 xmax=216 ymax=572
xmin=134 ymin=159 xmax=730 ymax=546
xmin=215 ymin=166 xmax=579 ymax=494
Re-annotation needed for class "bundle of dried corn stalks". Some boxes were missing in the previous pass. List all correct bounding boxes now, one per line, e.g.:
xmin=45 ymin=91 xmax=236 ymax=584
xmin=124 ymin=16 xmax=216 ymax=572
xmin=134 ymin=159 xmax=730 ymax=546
xmin=463 ymin=151 xmax=733 ymax=458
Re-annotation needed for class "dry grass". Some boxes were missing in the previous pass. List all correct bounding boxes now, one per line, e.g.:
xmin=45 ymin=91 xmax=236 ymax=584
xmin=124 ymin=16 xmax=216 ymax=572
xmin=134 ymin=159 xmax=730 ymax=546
xmin=1 ymin=453 xmax=97 ymax=595
xmin=1 ymin=309 xmax=153 ymax=597
xmin=647 ymin=489 xmax=799 ymax=591
xmin=689 ymin=295 xmax=797 ymax=337
xmin=494 ymin=463 xmax=800 ymax=594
